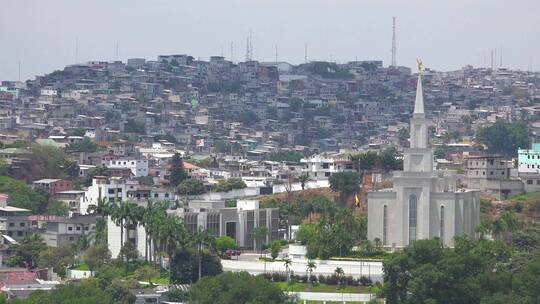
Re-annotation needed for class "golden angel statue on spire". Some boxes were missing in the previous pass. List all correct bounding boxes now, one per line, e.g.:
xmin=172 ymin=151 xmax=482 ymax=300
xmin=416 ymin=58 xmax=424 ymax=74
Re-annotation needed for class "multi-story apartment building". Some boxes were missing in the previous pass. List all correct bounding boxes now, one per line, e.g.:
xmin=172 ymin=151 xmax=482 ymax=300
xmin=465 ymin=156 xmax=523 ymax=199
xmin=41 ymin=216 xmax=97 ymax=247
xmin=517 ymin=143 xmax=540 ymax=192
xmin=32 ymin=179 xmax=73 ymax=195
xmin=300 ymin=153 xmax=353 ymax=180
xmin=108 ymin=159 xmax=149 ymax=177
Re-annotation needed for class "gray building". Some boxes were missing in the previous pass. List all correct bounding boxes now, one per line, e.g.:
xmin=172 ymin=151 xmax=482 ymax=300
xmin=41 ymin=216 xmax=96 ymax=247
xmin=171 ymin=199 xmax=279 ymax=250
xmin=465 ymin=156 xmax=524 ymax=199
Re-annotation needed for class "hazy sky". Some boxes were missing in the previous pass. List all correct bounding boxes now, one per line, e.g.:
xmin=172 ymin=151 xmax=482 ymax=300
xmin=1 ymin=0 xmax=539 ymax=81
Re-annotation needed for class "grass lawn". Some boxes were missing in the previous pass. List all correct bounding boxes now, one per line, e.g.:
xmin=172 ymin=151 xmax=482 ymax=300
xmin=275 ymin=282 xmax=370 ymax=293
xmin=71 ymin=263 xmax=90 ymax=271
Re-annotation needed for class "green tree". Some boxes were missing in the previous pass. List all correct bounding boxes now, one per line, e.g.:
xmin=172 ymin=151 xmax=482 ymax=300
xmin=177 ymin=178 xmax=206 ymax=195
xmin=269 ymin=151 xmax=304 ymax=163
xmin=270 ymin=240 xmax=281 ymax=260
xmin=133 ymin=265 xmax=159 ymax=285
xmin=47 ymin=200 xmax=69 ymax=216
xmin=252 ymin=226 xmax=268 ymax=254
xmin=8 ymin=234 xmax=47 ymax=268
xmin=212 ymin=177 xmax=247 ymax=192
xmin=0 ymin=176 xmax=47 ymax=213
xmin=169 ymin=153 xmax=188 ymax=187
xmin=329 ymin=171 xmax=360 ymax=203
xmin=191 ymin=228 xmax=215 ymax=281
xmin=188 ymin=272 xmax=287 ymax=304
xmin=83 ymin=243 xmax=111 ymax=271
xmin=298 ymin=173 xmax=312 ymax=191
xmin=118 ymin=241 xmax=139 ymax=263
xmin=170 ymin=249 xmax=222 ymax=284
xmin=66 ymin=138 xmax=98 ymax=152
xmin=477 ymin=120 xmax=530 ymax=157
xmin=215 ymin=236 xmax=236 ymax=256
xmin=37 ymin=245 xmax=75 ymax=278
xmin=7 ymin=279 xmax=116 ymax=304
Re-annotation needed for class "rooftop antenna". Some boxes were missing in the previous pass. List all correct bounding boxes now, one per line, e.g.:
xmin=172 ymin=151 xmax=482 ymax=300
xmin=221 ymin=46 xmax=224 ymax=57
xmin=75 ymin=36 xmax=79 ymax=64
xmin=500 ymin=47 xmax=503 ymax=68
xmin=245 ymin=36 xmax=250 ymax=61
xmin=115 ymin=40 xmax=119 ymax=60
xmin=18 ymin=60 xmax=21 ymax=81
xmin=490 ymin=50 xmax=494 ymax=70
xmin=494 ymin=48 xmax=497 ymax=69
xmin=304 ymin=42 xmax=308 ymax=63
xmin=230 ymin=41 xmax=234 ymax=63
xmin=275 ymin=44 xmax=278 ymax=63
xmin=391 ymin=16 xmax=397 ymax=67
xmin=249 ymin=29 xmax=253 ymax=60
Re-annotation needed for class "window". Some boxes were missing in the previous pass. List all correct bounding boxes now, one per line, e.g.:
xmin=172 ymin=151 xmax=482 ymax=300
xmin=408 ymin=194 xmax=418 ymax=244
xmin=17 ymin=231 xmax=23 ymax=236
xmin=9 ymin=223 xmax=14 ymax=227
xmin=383 ymin=205 xmax=388 ymax=246
xmin=69 ymin=237 xmax=74 ymax=241
xmin=490 ymin=171 xmax=493 ymax=175
xmin=325 ymin=172 xmax=331 ymax=177
xmin=322 ymin=163 xmax=329 ymax=169
xmin=154 ymin=193 xmax=158 ymax=198
xmin=19 ymin=222 xmax=25 ymax=227
xmin=483 ymin=171 xmax=485 ymax=175
xmin=528 ymin=180 xmax=533 ymax=185
xmin=537 ymin=180 xmax=540 ymax=185
xmin=165 ymin=193 xmax=169 ymax=198
xmin=68 ymin=226 xmax=73 ymax=231
xmin=76 ymin=226 xmax=81 ymax=231
xmin=440 ymin=206 xmax=445 ymax=243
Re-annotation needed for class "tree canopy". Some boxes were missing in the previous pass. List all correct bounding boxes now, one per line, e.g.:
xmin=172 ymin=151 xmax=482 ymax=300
xmin=177 ymin=178 xmax=206 ymax=195
xmin=477 ymin=120 xmax=530 ymax=157
xmin=212 ymin=178 xmax=247 ymax=192
xmin=188 ymin=272 xmax=288 ymax=304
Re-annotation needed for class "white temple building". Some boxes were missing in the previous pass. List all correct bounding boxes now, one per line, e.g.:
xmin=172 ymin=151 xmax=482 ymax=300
xmin=367 ymin=66 xmax=480 ymax=248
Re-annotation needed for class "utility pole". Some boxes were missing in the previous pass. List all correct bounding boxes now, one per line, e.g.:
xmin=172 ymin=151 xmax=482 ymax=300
xmin=75 ymin=36 xmax=79 ymax=64
xmin=275 ymin=44 xmax=278 ymax=64
xmin=304 ymin=43 xmax=308 ymax=64
xmin=18 ymin=60 xmax=21 ymax=82
xmin=391 ymin=16 xmax=397 ymax=67
xmin=115 ymin=40 xmax=119 ymax=60
xmin=230 ymin=41 xmax=234 ymax=63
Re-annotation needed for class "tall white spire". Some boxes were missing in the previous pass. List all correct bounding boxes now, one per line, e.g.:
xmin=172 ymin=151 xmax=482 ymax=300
xmin=413 ymin=73 xmax=424 ymax=115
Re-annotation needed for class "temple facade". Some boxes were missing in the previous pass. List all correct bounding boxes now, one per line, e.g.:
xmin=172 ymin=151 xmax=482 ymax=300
xmin=367 ymin=68 xmax=480 ymax=248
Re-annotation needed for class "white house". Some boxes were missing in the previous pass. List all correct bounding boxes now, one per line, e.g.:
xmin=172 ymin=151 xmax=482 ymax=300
xmin=108 ymin=159 xmax=149 ymax=177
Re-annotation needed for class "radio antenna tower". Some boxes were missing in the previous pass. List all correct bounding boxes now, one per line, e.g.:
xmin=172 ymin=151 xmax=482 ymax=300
xmin=249 ymin=29 xmax=253 ymax=60
xmin=391 ymin=16 xmax=397 ymax=67
xmin=304 ymin=42 xmax=308 ymax=63
xmin=75 ymin=36 xmax=79 ymax=64
xmin=245 ymin=36 xmax=250 ymax=61
xmin=230 ymin=41 xmax=234 ymax=63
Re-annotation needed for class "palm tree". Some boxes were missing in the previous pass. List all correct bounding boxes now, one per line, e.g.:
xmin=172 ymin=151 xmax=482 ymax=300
xmin=334 ymin=267 xmax=345 ymax=288
xmin=306 ymin=260 xmax=316 ymax=285
xmin=298 ymin=173 xmax=312 ymax=191
xmin=191 ymin=227 xmax=215 ymax=281
xmin=252 ymin=226 xmax=268 ymax=256
xmin=284 ymin=258 xmax=292 ymax=282
xmin=109 ymin=200 xmax=131 ymax=255
xmin=88 ymin=197 xmax=111 ymax=220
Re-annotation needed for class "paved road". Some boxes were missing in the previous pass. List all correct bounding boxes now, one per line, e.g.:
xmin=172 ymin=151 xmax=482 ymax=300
xmin=221 ymin=258 xmax=383 ymax=282
xmin=289 ymin=291 xmax=375 ymax=302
